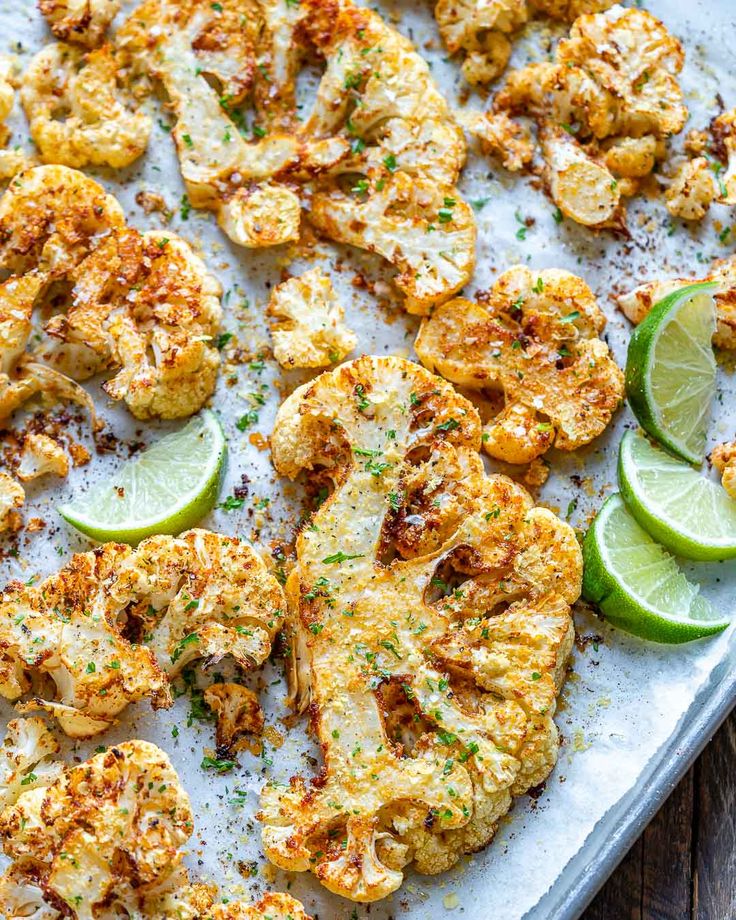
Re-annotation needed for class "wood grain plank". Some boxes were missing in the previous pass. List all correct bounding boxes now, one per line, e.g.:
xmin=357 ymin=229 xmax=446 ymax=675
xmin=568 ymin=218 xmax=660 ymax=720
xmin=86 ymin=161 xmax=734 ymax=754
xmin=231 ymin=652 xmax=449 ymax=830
xmin=583 ymin=834 xmax=643 ymax=920
xmin=641 ymin=767 xmax=694 ymax=920
xmin=693 ymin=712 xmax=736 ymax=920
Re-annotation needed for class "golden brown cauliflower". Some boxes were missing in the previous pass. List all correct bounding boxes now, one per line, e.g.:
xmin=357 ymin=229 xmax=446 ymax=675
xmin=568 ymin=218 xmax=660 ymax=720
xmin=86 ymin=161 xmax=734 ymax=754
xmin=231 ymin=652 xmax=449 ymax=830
xmin=16 ymin=434 xmax=69 ymax=482
xmin=0 ymin=542 xmax=171 ymax=737
xmin=259 ymin=355 xmax=581 ymax=902
xmin=204 ymin=683 xmax=265 ymax=756
xmin=0 ymin=528 xmax=285 ymax=737
xmin=109 ymin=529 xmax=286 ymax=679
xmin=118 ymin=0 xmax=475 ymax=312
xmin=0 ymin=740 xmax=201 ymax=918
xmin=0 ymin=165 xmax=222 ymax=422
xmin=665 ymin=157 xmax=718 ymax=221
xmin=491 ymin=5 xmax=687 ymax=225
xmin=456 ymin=109 xmax=534 ymax=172
xmin=416 ymin=266 xmax=624 ymax=463
xmin=618 ymin=255 xmax=736 ymax=351
xmin=0 ymin=56 xmax=34 ymax=181
xmin=38 ymin=0 xmax=120 ymax=47
xmin=711 ymin=442 xmax=736 ymax=500
xmin=268 ymin=268 xmax=357 ymax=368
xmin=0 ymin=718 xmax=63 ymax=811
xmin=209 ymin=895 xmax=313 ymax=920
xmin=0 ymin=472 xmax=24 ymax=534
xmin=664 ymin=108 xmax=736 ymax=221
xmin=434 ymin=0 xmax=528 ymax=86
xmin=22 ymin=43 xmax=150 ymax=169
xmin=540 ymin=123 xmax=624 ymax=228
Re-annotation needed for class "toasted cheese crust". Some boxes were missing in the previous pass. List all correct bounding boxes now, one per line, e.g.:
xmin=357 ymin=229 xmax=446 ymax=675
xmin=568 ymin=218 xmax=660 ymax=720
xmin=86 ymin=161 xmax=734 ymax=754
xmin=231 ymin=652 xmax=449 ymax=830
xmin=0 ymin=165 xmax=222 ymax=421
xmin=416 ymin=266 xmax=624 ymax=463
xmin=118 ymin=0 xmax=475 ymax=312
xmin=260 ymin=355 xmax=581 ymax=902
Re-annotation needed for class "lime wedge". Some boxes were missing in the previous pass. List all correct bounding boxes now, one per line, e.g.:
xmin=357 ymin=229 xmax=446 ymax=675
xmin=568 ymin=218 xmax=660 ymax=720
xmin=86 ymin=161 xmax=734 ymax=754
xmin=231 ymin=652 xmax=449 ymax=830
xmin=619 ymin=430 xmax=736 ymax=561
xmin=625 ymin=282 xmax=717 ymax=464
xmin=582 ymin=493 xmax=729 ymax=643
xmin=59 ymin=411 xmax=225 ymax=544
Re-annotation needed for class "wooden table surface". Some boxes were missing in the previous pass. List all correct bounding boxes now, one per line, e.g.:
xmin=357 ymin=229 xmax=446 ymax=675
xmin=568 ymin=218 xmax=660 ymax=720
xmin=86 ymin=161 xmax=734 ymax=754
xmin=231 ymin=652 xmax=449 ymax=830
xmin=582 ymin=708 xmax=736 ymax=920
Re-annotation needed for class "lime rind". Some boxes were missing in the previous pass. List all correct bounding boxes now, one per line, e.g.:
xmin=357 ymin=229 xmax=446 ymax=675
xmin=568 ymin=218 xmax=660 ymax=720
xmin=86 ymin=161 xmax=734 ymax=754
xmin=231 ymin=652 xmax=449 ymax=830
xmin=619 ymin=430 xmax=736 ymax=561
xmin=582 ymin=494 xmax=729 ymax=644
xmin=59 ymin=411 xmax=226 ymax=544
xmin=625 ymin=282 xmax=717 ymax=464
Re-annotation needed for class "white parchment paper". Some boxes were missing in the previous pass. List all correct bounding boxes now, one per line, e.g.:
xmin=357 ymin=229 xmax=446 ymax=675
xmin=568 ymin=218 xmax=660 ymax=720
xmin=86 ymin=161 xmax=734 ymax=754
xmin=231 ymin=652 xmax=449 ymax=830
xmin=1 ymin=1 xmax=735 ymax=917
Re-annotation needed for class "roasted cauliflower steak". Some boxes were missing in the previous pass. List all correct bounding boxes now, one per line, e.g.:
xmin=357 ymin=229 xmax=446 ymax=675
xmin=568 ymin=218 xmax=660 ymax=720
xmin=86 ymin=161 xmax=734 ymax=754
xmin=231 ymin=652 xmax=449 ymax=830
xmin=268 ymin=268 xmax=357 ymax=368
xmin=0 ymin=529 xmax=285 ymax=737
xmin=416 ymin=266 xmax=624 ymax=463
xmin=0 ymin=718 xmax=63 ymax=811
xmin=118 ymin=0 xmax=475 ymax=313
xmin=490 ymin=4 xmax=687 ymax=226
xmin=260 ymin=355 xmax=581 ymax=902
xmin=618 ymin=255 xmax=736 ymax=351
xmin=0 ymin=164 xmax=222 ymax=422
xmin=22 ymin=42 xmax=150 ymax=169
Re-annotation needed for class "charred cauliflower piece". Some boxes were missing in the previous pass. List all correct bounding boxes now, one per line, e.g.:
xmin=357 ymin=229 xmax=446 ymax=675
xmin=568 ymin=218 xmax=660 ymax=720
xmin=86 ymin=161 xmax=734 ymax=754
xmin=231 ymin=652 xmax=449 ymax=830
xmin=0 ymin=718 xmax=63 ymax=811
xmin=119 ymin=0 xmax=474 ymax=312
xmin=260 ymin=355 xmax=581 ymax=902
xmin=110 ymin=529 xmax=285 ymax=679
xmin=711 ymin=441 xmax=736 ymax=500
xmin=492 ymin=5 xmax=687 ymax=225
xmin=434 ymin=0 xmax=527 ymax=87
xmin=0 ymin=740 xmax=199 ymax=918
xmin=38 ymin=0 xmax=121 ymax=47
xmin=268 ymin=268 xmax=357 ymax=368
xmin=416 ymin=266 xmax=623 ymax=463
xmin=618 ymin=255 xmax=736 ymax=351
xmin=0 ymin=57 xmax=34 ymax=181
xmin=209 ymin=894 xmax=313 ymax=920
xmin=17 ymin=434 xmax=69 ymax=482
xmin=0 ymin=165 xmax=222 ymax=422
xmin=0 ymin=542 xmax=171 ymax=737
xmin=664 ymin=108 xmax=736 ymax=221
xmin=311 ymin=174 xmax=476 ymax=315
xmin=0 ymin=472 xmax=24 ymax=534
xmin=204 ymin=683 xmax=265 ymax=756
xmin=22 ymin=43 xmax=150 ymax=169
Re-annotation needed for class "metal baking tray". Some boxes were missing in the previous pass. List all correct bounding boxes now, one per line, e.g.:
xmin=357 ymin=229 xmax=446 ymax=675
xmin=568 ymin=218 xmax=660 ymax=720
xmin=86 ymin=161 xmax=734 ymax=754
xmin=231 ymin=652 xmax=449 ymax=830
xmin=1 ymin=0 xmax=735 ymax=917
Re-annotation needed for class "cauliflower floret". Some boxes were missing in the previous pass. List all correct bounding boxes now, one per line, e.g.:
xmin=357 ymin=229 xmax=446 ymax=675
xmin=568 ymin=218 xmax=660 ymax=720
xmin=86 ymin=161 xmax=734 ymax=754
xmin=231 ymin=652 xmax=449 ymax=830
xmin=268 ymin=268 xmax=357 ymax=368
xmin=711 ymin=442 xmax=736 ymax=500
xmin=540 ymin=123 xmax=624 ymax=228
xmin=38 ymin=0 xmax=120 ymax=46
xmin=311 ymin=174 xmax=476 ymax=315
xmin=17 ymin=434 xmax=69 ymax=482
xmin=259 ymin=355 xmax=581 ymax=901
xmin=0 ymin=56 xmax=35 ymax=180
xmin=434 ymin=0 xmax=527 ymax=86
xmin=0 ymin=165 xmax=222 ymax=422
xmin=618 ymin=255 xmax=736 ymax=350
xmin=109 ymin=529 xmax=285 ymax=679
xmin=119 ymin=0 xmax=473 ymax=311
xmin=209 ymin=893 xmax=313 ymax=920
xmin=665 ymin=156 xmax=718 ymax=221
xmin=0 ymin=864 xmax=61 ymax=920
xmin=21 ymin=42 xmax=150 ymax=169
xmin=204 ymin=683 xmax=265 ymax=756
xmin=455 ymin=110 xmax=534 ymax=172
xmin=492 ymin=5 xmax=686 ymax=224
xmin=0 ymin=718 xmax=63 ymax=811
xmin=415 ymin=265 xmax=624 ymax=463
xmin=0 ymin=740 xmax=197 ymax=918
xmin=0 ymin=542 xmax=171 ymax=737
xmin=0 ymin=472 xmax=24 ymax=534
xmin=529 ymin=0 xmax=615 ymax=18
